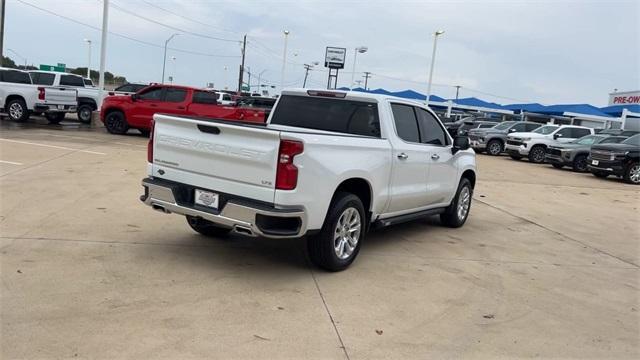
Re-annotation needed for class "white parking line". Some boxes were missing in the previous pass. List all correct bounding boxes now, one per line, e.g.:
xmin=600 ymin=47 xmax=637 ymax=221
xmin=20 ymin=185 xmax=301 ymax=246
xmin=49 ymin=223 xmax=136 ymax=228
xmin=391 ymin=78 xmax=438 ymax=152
xmin=0 ymin=138 xmax=106 ymax=155
xmin=0 ymin=160 xmax=23 ymax=165
xmin=113 ymin=142 xmax=147 ymax=148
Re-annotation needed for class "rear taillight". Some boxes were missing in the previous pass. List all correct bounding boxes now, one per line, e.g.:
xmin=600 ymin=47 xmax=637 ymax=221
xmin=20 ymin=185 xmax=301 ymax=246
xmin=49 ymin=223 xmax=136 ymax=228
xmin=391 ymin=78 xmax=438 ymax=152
xmin=37 ymin=87 xmax=45 ymax=100
xmin=147 ymin=120 xmax=155 ymax=163
xmin=275 ymin=140 xmax=303 ymax=190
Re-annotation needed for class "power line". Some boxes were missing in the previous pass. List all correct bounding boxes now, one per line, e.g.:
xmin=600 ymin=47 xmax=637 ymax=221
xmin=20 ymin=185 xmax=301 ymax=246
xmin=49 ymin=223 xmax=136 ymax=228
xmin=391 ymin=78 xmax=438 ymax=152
xmin=140 ymin=0 xmax=241 ymax=35
xmin=110 ymin=1 xmax=240 ymax=43
xmin=14 ymin=0 xmax=240 ymax=58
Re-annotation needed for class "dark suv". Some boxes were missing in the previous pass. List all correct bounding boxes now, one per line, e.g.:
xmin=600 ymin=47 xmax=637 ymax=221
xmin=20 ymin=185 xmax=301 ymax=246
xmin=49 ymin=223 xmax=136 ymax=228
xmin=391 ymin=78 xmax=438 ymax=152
xmin=587 ymin=134 xmax=640 ymax=184
xmin=545 ymin=134 xmax=627 ymax=172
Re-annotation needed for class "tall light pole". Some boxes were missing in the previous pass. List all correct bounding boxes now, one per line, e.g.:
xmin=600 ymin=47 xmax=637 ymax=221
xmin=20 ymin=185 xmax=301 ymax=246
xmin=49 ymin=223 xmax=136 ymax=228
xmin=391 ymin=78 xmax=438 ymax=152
xmin=426 ymin=30 xmax=444 ymax=106
xmin=170 ymin=56 xmax=176 ymax=84
xmin=257 ymin=69 xmax=267 ymax=94
xmin=162 ymin=33 xmax=179 ymax=84
xmin=83 ymin=39 xmax=92 ymax=78
xmin=223 ymin=65 xmax=228 ymax=90
xmin=98 ymin=0 xmax=109 ymax=106
xmin=281 ymin=30 xmax=289 ymax=92
xmin=7 ymin=49 xmax=26 ymax=69
xmin=350 ymin=46 xmax=368 ymax=90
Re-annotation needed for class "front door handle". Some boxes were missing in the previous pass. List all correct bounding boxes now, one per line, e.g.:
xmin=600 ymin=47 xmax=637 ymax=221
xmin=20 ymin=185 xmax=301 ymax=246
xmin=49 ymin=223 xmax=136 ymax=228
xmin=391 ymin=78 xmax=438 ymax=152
xmin=431 ymin=154 xmax=440 ymax=160
xmin=397 ymin=153 xmax=408 ymax=160
xmin=177 ymin=106 xmax=186 ymax=110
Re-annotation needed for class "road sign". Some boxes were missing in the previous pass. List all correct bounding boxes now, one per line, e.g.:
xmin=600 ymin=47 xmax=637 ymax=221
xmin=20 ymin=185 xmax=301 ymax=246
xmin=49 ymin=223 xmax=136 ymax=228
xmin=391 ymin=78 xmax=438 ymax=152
xmin=39 ymin=64 xmax=66 ymax=72
xmin=324 ymin=47 xmax=346 ymax=69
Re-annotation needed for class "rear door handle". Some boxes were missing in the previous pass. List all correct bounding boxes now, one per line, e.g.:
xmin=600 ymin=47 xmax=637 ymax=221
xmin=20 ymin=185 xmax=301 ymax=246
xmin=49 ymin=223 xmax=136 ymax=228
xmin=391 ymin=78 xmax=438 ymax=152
xmin=397 ymin=153 xmax=408 ymax=160
xmin=431 ymin=154 xmax=440 ymax=160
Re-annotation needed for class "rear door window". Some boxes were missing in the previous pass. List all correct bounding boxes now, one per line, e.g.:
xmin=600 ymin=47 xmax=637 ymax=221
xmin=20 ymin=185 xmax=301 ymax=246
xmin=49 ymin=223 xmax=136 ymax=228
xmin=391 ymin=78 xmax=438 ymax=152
xmin=60 ymin=75 xmax=85 ymax=87
xmin=30 ymin=72 xmax=55 ymax=86
xmin=271 ymin=95 xmax=381 ymax=138
xmin=163 ymin=88 xmax=187 ymax=103
xmin=192 ymin=91 xmax=218 ymax=104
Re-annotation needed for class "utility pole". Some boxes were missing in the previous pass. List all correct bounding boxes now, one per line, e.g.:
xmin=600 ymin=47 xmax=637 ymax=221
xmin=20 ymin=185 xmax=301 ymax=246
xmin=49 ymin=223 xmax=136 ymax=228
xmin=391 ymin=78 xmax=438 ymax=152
xmin=0 ymin=0 xmax=6 ymax=65
xmin=363 ymin=72 xmax=372 ymax=90
xmin=303 ymin=64 xmax=312 ymax=88
xmin=98 ymin=0 xmax=109 ymax=107
xmin=237 ymin=34 xmax=246 ymax=95
xmin=455 ymin=85 xmax=461 ymax=100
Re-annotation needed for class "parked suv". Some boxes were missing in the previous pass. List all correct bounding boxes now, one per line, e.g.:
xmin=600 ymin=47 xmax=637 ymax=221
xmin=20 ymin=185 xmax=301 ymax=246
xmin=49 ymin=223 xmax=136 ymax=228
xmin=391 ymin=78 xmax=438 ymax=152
xmin=100 ymin=85 xmax=266 ymax=135
xmin=545 ymin=134 xmax=627 ymax=172
xmin=457 ymin=120 xmax=498 ymax=136
xmin=505 ymin=125 xmax=594 ymax=163
xmin=469 ymin=121 xmax=541 ymax=155
xmin=588 ymin=134 xmax=640 ymax=184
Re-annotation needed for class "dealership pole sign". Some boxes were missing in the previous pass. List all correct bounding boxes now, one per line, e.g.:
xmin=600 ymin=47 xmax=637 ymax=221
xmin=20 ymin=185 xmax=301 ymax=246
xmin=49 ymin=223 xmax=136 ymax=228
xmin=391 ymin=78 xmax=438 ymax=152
xmin=325 ymin=47 xmax=346 ymax=69
xmin=609 ymin=91 xmax=640 ymax=106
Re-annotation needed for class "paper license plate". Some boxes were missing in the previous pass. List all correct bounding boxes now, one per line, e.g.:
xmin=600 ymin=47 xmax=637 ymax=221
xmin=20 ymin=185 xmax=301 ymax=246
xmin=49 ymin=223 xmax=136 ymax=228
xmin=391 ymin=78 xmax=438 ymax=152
xmin=195 ymin=189 xmax=219 ymax=209
xmin=591 ymin=160 xmax=599 ymax=166
xmin=57 ymin=105 xmax=64 ymax=110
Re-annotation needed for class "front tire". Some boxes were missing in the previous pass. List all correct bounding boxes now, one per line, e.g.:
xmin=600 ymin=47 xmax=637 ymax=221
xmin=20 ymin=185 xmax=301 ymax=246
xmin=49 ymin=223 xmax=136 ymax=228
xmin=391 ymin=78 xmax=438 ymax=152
xmin=186 ymin=216 xmax=232 ymax=237
xmin=440 ymin=178 xmax=473 ymax=228
xmin=308 ymin=192 xmax=365 ymax=272
xmin=77 ymin=104 xmax=93 ymax=124
xmin=572 ymin=154 xmax=588 ymax=172
xmin=528 ymin=145 xmax=546 ymax=163
xmin=104 ymin=111 xmax=129 ymax=134
xmin=623 ymin=162 xmax=640 ymax=185
xmin=6 ymin=99 xmax=29 ymax=122
xmin=486 ymin=139 xmax=503 ymax=156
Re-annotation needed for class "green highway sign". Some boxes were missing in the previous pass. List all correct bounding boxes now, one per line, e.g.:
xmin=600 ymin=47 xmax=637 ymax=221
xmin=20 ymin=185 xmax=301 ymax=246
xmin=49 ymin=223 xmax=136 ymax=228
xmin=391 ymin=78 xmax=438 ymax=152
xmin=39 ymin=64 xmax=66 ymax=72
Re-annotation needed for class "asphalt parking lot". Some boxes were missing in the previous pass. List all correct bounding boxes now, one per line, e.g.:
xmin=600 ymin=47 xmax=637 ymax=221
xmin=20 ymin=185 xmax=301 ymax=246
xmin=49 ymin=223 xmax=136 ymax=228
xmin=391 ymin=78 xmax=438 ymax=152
xmin=1 ymin=117 xmax=639 ymax=359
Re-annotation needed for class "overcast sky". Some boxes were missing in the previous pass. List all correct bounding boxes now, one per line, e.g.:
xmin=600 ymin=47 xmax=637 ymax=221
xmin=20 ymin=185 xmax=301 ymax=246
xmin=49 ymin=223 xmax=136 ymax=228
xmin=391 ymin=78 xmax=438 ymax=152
xmin=4 ymin=0 xmax=639 ymax=106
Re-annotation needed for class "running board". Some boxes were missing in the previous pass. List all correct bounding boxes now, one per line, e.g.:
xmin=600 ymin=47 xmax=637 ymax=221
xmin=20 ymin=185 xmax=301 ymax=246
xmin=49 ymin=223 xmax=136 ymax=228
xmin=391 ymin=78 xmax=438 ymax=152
xmin=373 ymin=208 xmax=446 ymax=229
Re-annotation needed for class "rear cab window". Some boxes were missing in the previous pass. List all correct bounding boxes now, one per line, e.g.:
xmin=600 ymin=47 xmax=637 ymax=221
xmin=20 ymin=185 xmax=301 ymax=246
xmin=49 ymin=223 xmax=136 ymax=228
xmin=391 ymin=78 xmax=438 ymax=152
xmin=30 ymin=72 xmax=55 ymax=86
xmin=270 ymin=95 xmax=381 ymax=138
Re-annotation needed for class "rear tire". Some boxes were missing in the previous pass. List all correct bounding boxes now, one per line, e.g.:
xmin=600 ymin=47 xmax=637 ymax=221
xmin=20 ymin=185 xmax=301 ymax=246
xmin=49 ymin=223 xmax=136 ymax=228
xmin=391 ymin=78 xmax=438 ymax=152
xmin=139 ymin=129 xmax=150 ymax=137
xmin=308 ymin=192 xmax=365 ymax=272
xmin=186 ymin=216 xmax=232 ymax=237
xmin=486 ymin=139 xmax=503 ymax=156
xmin=6 ymin=99 xmax=29 ymax=122
xmin=77 ymin=104 xmax=94 ymax=124
xmin=623 ymin=162 xmax=640 ymax=185
xmin=572 ymin=154 xmax=588 ymax=172
xmin=528 ymin=145 xmax=546 ymax=163
xmin=440 ymin=178 xmax=473 ymax=228
xmin=45 ymin=112 xmax=66 ymax=124
xmin=104 ymin=111 xmax=129 ymax=134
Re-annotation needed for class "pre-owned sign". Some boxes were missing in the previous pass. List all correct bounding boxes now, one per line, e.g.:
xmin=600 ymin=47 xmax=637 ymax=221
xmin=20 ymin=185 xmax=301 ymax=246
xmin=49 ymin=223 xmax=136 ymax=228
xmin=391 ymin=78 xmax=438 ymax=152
xmin=609 ymin=90 xmax=640 ymax=105
xmin=325 ymin=47 xmax=346 ymax=69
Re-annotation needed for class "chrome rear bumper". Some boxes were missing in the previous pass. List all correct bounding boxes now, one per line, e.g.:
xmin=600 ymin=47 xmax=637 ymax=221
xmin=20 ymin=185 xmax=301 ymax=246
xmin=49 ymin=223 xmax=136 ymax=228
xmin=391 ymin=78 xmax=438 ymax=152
xmin=140 ymin=178 xmax=306 ymax=239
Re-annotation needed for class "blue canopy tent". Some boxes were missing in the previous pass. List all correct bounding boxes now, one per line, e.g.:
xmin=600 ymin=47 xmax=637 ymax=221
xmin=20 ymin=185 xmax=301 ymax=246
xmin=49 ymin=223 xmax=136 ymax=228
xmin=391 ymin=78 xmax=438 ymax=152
xmin=599 ymin=105 xmax=640 ymax=117
xmin=453 ymin=97 xmax=507 ymax=111
xmin=536 ymin=104 xmax=612 ymax=118
xmin=369 ymin=88 xmax=393 ymax=95
xmin=503 ymin=103 xmax=549 ymax=113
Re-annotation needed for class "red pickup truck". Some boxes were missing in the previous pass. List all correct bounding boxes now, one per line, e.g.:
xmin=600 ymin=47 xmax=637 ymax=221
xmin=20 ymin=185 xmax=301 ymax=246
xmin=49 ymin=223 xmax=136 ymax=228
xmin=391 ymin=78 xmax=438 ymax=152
xmin=100 ymin=85 xmax=266 ymax=135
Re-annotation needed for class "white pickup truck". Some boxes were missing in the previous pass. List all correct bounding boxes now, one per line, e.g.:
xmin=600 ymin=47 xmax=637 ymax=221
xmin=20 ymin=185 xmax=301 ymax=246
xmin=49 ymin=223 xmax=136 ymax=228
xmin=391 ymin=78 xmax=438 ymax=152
xmin=0 ymin=67 xmax=77 ymax=123
xmin=29 ymin=70 xmax=101 ymax=124
xmin=505 ymin=124 xmax=594 ymax=163
xmin=140 ymin=89 xmax=477 ymax=271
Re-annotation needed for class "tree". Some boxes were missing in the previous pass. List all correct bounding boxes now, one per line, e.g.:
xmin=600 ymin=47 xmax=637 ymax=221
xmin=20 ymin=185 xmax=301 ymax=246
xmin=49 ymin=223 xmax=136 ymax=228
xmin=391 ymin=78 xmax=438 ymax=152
xmin=1 ymin=56 xmax=17 ymax=68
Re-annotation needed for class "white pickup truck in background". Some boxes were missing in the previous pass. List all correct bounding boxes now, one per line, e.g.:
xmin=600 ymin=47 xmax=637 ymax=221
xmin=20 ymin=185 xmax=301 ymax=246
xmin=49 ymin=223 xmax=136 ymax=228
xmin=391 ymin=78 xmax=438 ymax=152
xmin=29 ymin=70 xmax=101 ymax=124
xmin=141 ymin=89 xmax=477 ymax=271
xmin=0 ymin=67 xmax=77 ymax=123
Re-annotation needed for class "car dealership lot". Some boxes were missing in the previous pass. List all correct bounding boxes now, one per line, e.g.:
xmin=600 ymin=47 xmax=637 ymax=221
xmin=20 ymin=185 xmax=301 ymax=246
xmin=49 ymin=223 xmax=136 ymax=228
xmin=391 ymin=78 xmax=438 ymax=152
xmin=1 ymin=118 xmax=638 ymax=359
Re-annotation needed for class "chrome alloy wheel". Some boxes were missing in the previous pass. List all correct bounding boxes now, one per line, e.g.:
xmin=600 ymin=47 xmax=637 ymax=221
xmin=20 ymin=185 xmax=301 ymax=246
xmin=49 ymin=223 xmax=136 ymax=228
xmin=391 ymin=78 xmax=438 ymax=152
xmin=630 ymin=164 xmax=640 ymax=184
xmin=457 ymin=186 xmax=471 ymax=220
xmin=333 ymin=207 xmax=361 ymax=260
xmin=9 ymin=102 xmax=23 ymax=119
xmin=488 ymin=141 xmax=501 ymax=155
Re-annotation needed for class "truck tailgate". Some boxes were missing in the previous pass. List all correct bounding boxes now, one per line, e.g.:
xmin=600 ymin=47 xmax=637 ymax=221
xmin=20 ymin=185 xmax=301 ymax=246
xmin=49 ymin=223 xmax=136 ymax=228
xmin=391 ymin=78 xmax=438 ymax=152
xmin=44 ymin=87 xmax=77 ymax=106
xmin=151 ymin=114 xmax=280 ymax=203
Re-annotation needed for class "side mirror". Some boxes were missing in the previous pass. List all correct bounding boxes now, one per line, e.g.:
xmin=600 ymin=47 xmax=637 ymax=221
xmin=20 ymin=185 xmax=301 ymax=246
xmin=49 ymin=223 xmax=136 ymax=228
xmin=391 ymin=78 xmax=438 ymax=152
xmin=131 ymin=94 xmax=139 ymax=102
xmin=452 ymin=136 xmax=470 ymax=154
xmin=509 ymin=128 xmax=516 ymax=132
xmin=554 ymin=133 xmax=562 ymax=140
